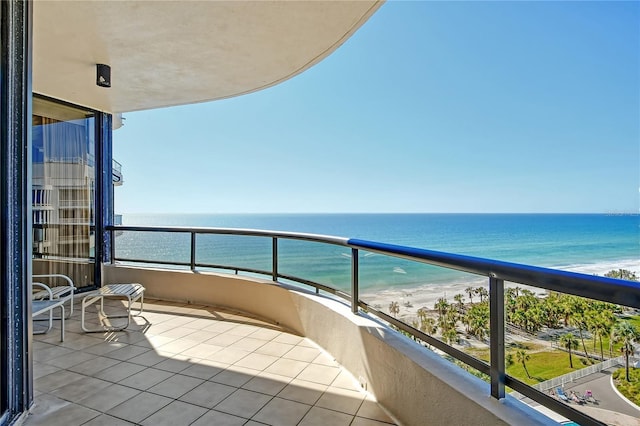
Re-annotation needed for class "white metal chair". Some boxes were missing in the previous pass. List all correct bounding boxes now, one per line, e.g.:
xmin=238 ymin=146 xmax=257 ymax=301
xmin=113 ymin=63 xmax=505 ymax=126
xmin=32 ymin=282 xmax=66 ymax=341
xmin=32 ymin=274 xmax=76 ymax=318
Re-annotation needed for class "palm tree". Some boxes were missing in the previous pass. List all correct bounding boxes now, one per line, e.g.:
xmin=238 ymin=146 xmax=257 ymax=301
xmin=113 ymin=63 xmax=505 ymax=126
xmin=453 ymin=293 xmax=464 ymax=313
xmin=443 ymin=327 xmax=458 ymax=345
xmin=541 ymin=292 xmax=562 ymax=328
xmin=505 ymin=353 xmax=514 ymax=368
xmin=478 ymin=287 xmax=489 ymax=303
xmin=570 ymin=311 xmax=591 ymax=362
xmin=604 ymin=269 xmax=638 ymax=281
xmin=523 ymin=305 xmax=544 ymax=334
xmin=466 ymin=302 xmax=489 ymax=340
xmin=416 ymin=307 xmax=429 ymax=324
xmin=559 ymin=333 xmax=579 ymax=368
xmin=590 ymin=311 xmax=614 ymax=360
xmin=611 ymin=321 xmax=640 ymax=381
xmin=465 ymin=286 xmax=475 ymax=304
xmin=421 ymin=316 xmax=437 ymax=335
xmin=565 ymin=297 xmax=590 ymax=361
xmin=505 ymin=287 xmax=518 ymax=318
xmin=515 ymin=349 xmax=531 ymax=379
xmin=434 ymin=297 xmax=449 ymax=318
xmin=559 ymin=294 xmax=574 ymax=327
xmin=510 ymin=310 xmax=527 ymax=331
xmin=474 ymin=287 xmax=488 ymax=303
xmin=388 ymin=301 xmax=400 ymax=317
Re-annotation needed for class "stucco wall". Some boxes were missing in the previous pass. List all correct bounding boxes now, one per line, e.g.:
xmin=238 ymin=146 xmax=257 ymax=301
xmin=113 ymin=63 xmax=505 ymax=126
xmin=103 ymin=264 xmax=554 ymax=426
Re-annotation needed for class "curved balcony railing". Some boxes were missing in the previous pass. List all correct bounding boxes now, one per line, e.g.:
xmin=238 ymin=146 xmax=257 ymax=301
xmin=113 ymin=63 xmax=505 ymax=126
xmin=106 ymin=225 xmax=640 ymax=426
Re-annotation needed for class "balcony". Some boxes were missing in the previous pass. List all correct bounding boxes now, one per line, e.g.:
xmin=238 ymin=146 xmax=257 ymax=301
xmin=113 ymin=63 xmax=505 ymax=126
xmin=27 ymin=298 xmax=396 ymax=426
xmin=27 ymin=274 xmax=547 ymax=426
xmin=113 ymin=159 xmax=123 ymax=186
xmin=24 ymin=225 xmax=640 ymax=426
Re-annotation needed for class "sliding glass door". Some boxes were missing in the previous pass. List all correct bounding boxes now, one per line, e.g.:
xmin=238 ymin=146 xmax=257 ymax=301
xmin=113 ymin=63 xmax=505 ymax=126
xmin=32 ymin=97 xmax=97 ymax=289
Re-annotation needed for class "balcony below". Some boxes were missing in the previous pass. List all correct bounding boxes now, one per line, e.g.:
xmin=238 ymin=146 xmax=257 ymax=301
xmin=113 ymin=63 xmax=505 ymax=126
xmin=27 ymin=297 xmax=396 ymax=426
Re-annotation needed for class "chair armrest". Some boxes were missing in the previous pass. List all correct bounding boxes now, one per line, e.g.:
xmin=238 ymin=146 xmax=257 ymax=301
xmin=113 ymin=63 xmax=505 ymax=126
xmin=32 ymin=282 xmax=54 ymax=300
xmin=32 ymin=274 xmax=76 ymax=290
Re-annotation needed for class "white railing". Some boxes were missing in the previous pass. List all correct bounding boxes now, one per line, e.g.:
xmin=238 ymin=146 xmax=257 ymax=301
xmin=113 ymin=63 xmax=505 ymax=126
xmin=531 ymin=356 xmax=627 ymax=392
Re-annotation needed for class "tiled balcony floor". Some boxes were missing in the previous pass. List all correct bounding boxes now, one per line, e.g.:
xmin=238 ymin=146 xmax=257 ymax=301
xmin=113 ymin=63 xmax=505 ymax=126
xmin=26 ymin=297 xmax=396 ymax=426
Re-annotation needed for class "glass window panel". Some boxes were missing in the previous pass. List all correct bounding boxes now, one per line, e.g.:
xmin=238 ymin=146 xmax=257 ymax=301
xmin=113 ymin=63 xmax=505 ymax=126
xmin=196 ymin=234 xmax=272 ymax=274
xmin=114 ymin=230 xmax=191 ymax=269
xmin=278 ymin=240 xmax=351 ymax=294
xmin=32 ymin=97 xmax=96 ymax=289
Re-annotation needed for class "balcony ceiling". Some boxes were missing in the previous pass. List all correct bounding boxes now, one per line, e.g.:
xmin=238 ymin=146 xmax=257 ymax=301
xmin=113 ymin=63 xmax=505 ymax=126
xmin=33 ymin=0 xmax=383 ymax=114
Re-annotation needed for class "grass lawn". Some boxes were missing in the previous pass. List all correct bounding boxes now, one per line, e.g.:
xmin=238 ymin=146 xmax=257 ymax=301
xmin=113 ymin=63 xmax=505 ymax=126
xmin=467 ymin=344 xmax=588 ymax=386
xmin=612 ymin=367 xmax=640 ymax=406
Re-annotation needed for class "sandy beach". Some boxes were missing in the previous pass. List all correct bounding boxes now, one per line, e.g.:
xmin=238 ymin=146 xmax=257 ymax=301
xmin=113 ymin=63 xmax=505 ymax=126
xmin=361 ymin=281 xmax=547 ymax=323
xmin=360 ymin=262 xmax=640 ymax=324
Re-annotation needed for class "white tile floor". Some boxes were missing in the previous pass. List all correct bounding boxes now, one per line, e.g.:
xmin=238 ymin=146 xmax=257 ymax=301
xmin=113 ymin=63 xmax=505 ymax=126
xmin=26 ymin=297 xmax=397 ymax=426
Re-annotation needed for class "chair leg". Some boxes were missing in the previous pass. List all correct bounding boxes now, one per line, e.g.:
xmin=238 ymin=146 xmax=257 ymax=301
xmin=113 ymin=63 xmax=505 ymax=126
xmin=59 ymin=305 xmax=65 ymax=342
xmin=33 ymin=308 xmax=54 ymax=335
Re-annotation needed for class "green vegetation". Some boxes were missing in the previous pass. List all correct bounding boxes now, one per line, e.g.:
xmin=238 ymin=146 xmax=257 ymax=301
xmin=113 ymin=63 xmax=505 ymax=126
xmin=508 ymin=351 xmax=588 ymax=386
xmin=612 ymin=367 xmax=640 ymax=406
xmin=515 ymin=349 xmax=531 ymax=379
xmin=388 ymin=300 xmax=400 ymax=317
xmin=469 ymin=344 xmax=588 ymax=386
xmin=612 ymin=321 xmax=640 ymax=381
xmin=605 ymin=269 xmax=639 ymax=281
xmin=559 ymin=333 xmax=579 ymax=368
xmin=386 ymin=268 xmax=639 ymax=386
xmin=626 ymin=315 xmax=640 ymax=331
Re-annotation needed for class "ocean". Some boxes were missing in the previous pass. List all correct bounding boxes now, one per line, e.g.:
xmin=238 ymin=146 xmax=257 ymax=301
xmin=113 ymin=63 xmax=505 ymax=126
xmin=116 ymin=213 xmax=640 ymax=306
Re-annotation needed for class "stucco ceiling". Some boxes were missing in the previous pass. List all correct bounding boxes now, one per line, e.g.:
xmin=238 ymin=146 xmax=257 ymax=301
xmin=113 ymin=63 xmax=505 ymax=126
xmin=33 ymin=0 xmax=383 ymax=114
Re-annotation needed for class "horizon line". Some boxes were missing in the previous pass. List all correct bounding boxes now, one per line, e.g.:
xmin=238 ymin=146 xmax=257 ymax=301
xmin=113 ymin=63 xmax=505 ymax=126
xmin=116 ymin=211 xmax=639 ymax=216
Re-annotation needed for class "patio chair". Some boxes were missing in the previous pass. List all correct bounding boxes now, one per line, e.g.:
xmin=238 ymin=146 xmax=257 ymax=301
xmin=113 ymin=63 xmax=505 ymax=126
xmin=556 ymin=387 xmax=569 ymax=402
xmin=32 ymin=274 xmax=75 ymax=318
xmin=569 ymin=391 xmax=585 ymax=404
xmin=584 ymin=389 xmax=596 ymax=403
xmin=32 ymin=282 xmax=66 ymax=341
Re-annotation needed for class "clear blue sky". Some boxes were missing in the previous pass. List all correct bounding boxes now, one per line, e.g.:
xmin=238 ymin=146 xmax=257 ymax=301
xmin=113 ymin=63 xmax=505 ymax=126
xmin=114 ymin=1 xmax=639 ymax=214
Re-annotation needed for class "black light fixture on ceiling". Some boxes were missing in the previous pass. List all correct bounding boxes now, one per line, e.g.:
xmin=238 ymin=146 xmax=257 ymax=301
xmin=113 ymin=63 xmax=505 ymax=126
xmin=96 ymin=64 xmax=111 ymax=88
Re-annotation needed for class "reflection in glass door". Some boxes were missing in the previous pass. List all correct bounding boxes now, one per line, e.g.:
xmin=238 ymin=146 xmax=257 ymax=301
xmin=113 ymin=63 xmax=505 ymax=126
xmin=32 ymin=97 xmax=96 ymax=289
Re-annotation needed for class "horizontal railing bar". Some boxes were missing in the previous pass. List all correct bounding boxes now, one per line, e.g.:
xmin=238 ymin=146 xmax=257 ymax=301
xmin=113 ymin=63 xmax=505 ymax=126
xmin=505 ymin=376 xmax=605 ymax=426
xmin=195 ymin=263 xmax=265 ymax=275
xmin=362 ymin=303 xmax=490 ymax=375
xmin=107 ymin=225 xmax=350 ymax=246
xmin=348 ymin=239 xmax=640 ymax=309
xmin=181 ymin=261 xmax=347 ymax=297
xmin=112 ymin=257 xmax=267 ymax=276
xmin=194 ymin=264 xmax=344 ymax=297
xmin=113 ymin=257 xmax=191 ymax=267
xmin=277 ymin=273 xmax=351 ymax=300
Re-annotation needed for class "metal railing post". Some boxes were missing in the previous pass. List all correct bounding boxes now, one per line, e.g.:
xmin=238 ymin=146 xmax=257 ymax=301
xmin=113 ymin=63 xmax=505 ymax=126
xmin=272 ymin=237 xmax=278 ymax=282
xmin=351 ymin=248 xmax=359 ymax=314
xmin=190 ymin=232 xmax=196 ymax=271
xmin=489 ymin=276 xmax=505 ymax=399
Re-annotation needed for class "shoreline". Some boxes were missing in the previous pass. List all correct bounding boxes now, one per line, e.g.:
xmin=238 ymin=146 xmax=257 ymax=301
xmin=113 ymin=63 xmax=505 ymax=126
xmin=361 ymin=281 xmax=546 ymax=323
xmin=360 ymin=261 xmax=640 ymax=323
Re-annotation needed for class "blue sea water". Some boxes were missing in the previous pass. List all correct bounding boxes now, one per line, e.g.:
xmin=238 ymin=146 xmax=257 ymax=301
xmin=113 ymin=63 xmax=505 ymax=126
xmin=116 ymin=213 xmax=639 ymax=298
